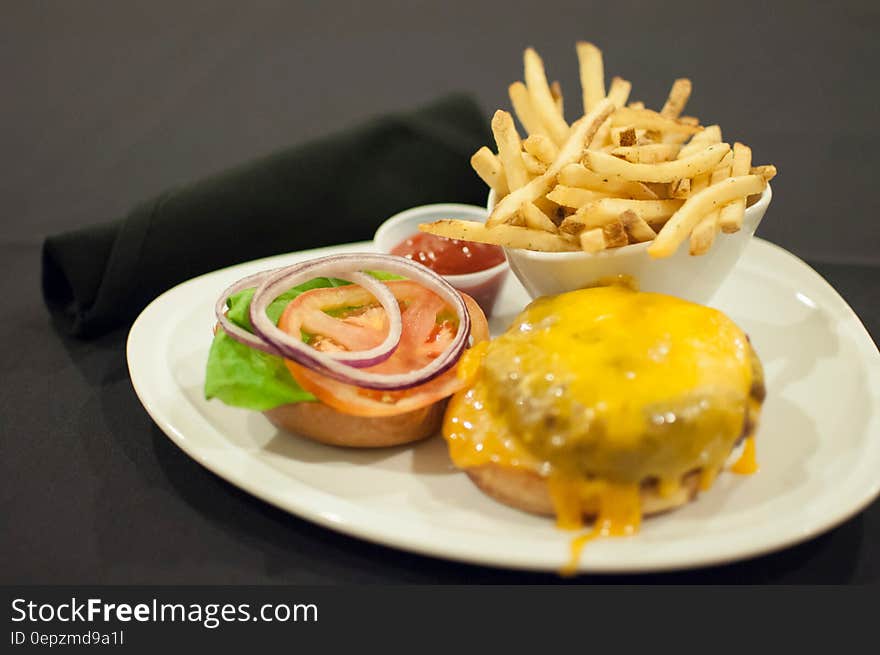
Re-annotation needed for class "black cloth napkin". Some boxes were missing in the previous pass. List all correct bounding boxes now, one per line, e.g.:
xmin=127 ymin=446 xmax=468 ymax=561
xmin=42 ymin=94 xmax=491 ymax=338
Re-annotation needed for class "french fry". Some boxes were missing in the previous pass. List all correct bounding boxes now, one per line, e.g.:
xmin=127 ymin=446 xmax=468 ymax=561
xmin=678 ymin=125 xmax=722 ymax=159
xmin=589 ymin=77 xmax=630 ymax=149
xmin=549 ymin=99 xmax=615 ymax=175
xmin=524 ymin=48 xmax=570 ymax=145
xmin=719 ymin=142 xmax=752 ymax=233
xmin=523 ymin=134 xmax=559 ymax=165
xmin=588 ymin=198 xmax=683 ymax=225
xmin=579 ymin=227 xmax=606 ymax=253
xmin=675 ymin=148 xmax=730 ymax=202
xmin=688 ymin=215 xmax=717 ymax=255
xmin=558 ymin=163 xmax=658 ymax=200
xmin=613 ymin=127 xmax=638 ymax=147
xmin=487 ymin=99 xmax=615 ymax=226
xmin=602 ymin=218 xmax=628 ymax=248
xmin=492 ymin=110 xmax=530 ymax=191
xmin=611 ymin=143 xmax=681 ymax=163
xmin=558 ymin=214 xmax=589 ymax=235
xmin=648 ymin=175 xmax=766 ymax=258
xmin=546 ymin=185 xmax=611 ymax=208
xmin=576 ymin=41 xmax=605 ymax=113
xmin=486 ymin=175 xmax=553 ymax=227
xmin=584 ymin=143 xmax=731 ymax=183
xmin=521 ymin=202 xmax=558 ymax=232
xmin=589 ymin=123 xmax=610 ymax=150
xmin=508 ymin=82 xmax=548 ymax=137
xmin=688 ymin=157 xmax=731 ymax=255
xmin=642 ymin=182 xmax=670 ymax=199
xmin=689 ymin=159 xmax=731 ymax=255
xmin=710 ymin=160 xmax=732 ymax=186
xmin=588 ymin=135 xmax=608 ymax=153
xmin=606 ymin=77 xmax=632 ymax=108
xmin=627 ymin=101 xmax=645 ymax=110
xmin=670 ymin=177 xmax=691 ymax=199
xmin=620 ymin=209 xmax=657 ymax=242
xmin=660 ymin=78 xmax=692 ymax=118
xmin=612 ymin=127 xmax=650 ymax=147
xmin=713 ymin=150 xmax=733 ymax=173
xmin=562 ymin=198 xmax=683 ymax=233
xmin=611 ymin=107 xmax=702 ymax=134
xmin=521 ymin=151 xmax=547 ymax=176
xmin=420 ymin=219 xmax=579 ymax=252
xmin=686 ymin=169 xmax=711 ymax=206
xmin=550 ymin=81 xmax=564 ymax=115
xmin=533 ymin=196 xmax=561 ymax=221
xmin=750 ymin=164 xmax=777 ymax=182
xmin=470 ymin=147 xmax=509 ymax=198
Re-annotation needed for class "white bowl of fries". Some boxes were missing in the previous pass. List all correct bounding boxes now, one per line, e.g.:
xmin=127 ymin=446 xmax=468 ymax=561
xmin=490 ymin=183 xmax=771 ymax=303
xmin=420 ymin=40 xmax=777 ymax=305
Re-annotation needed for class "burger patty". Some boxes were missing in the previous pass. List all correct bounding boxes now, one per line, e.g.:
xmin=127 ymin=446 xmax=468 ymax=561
xmin=480 ymin=338 xmax=765 ymax=484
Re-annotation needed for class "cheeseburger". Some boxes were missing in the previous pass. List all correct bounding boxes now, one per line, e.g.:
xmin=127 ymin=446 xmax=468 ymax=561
xmin=443 ymin=285 xmax=765 ymax=546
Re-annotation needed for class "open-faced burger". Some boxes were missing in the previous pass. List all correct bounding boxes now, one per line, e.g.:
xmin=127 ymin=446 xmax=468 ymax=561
xmin=206 ymin=253 xmax=488 ymax=447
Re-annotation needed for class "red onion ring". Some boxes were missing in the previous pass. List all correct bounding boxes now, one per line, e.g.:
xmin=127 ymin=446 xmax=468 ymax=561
xmin=257 ymin=267 xmax=401 ymax=369
xmin=248 ymin=253 xmax=471 ymax=391
xmin=215 ymin=263 xmax=401 ymax=368
xmin=214 ymin=268 xmax=281 ymax=356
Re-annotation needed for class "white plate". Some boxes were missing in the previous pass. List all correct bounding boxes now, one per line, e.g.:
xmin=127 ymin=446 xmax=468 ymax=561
xmin=127 ymin=239 xmax=880 ymax=573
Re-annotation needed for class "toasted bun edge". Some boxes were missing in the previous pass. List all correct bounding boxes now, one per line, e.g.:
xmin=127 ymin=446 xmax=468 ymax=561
xmin=263 ymin=399 xmax=447 ymax=448
xmin=466 ymin=464 xmax=702 ymax=518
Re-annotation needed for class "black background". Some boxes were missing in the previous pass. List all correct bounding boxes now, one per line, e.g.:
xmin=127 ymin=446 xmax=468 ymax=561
xmin=2 ymin=1 xmax=878 ymax=584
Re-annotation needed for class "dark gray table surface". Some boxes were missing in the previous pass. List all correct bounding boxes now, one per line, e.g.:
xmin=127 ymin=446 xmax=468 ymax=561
xmin=2 ymin=1 xmax=878 ymax=583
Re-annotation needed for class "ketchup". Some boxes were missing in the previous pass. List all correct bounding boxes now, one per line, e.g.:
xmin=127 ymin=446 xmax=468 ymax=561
xmin=391 ymin=232 xmax=506 ymax=275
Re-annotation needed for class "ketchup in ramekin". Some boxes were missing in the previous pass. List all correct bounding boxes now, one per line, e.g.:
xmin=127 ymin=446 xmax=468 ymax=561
xmin=390 ymin=232 xmax=507 ymax=315
xmin=391 ymin=233 xmax=505 ymax=275
xmin=373 ymin=204 xmax=510 ymax=318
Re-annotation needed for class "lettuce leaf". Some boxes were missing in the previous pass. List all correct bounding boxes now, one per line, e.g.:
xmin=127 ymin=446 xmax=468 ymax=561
xmin=204 ymin=271 xmax=401 ymax=411
xmin=204 ymin=331 xmax=316 ymax=410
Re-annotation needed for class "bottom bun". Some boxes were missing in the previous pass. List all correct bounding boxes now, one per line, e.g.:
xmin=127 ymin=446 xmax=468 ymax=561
xmin=263 ymin=399 xmax=448 ymax=448
xmin=466 ymin=464 xmax=701 ymax=518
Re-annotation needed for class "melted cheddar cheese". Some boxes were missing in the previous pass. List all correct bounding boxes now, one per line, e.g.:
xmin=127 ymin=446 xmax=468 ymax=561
xmin=443 ymin=286 xmax=764 ymax=569
xmin=732 ymin=436 xmax=758 ymax=474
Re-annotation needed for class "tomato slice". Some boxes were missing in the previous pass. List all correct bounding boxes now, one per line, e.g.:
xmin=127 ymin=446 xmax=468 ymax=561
xmin=277 ymin=280 xmax=489 ymax=417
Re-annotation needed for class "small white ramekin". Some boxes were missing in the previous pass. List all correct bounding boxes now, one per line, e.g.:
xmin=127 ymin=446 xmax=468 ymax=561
xmin=490 ymin=184 xmax=772 ymax=304
xmin=373 ymin=203 xmax=510 ymax=316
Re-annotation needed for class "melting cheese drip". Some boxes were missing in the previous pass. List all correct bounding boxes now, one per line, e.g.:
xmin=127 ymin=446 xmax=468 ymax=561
xmin=443 ymin=286 xmax=763 ymax=572
xmin=550 ymin=478 xmax=642 ymax=576
xmin=731 ymin=436 xmax=758 ymax=474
